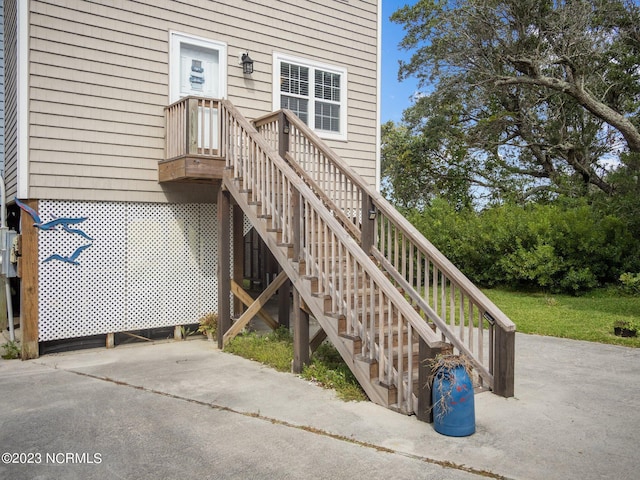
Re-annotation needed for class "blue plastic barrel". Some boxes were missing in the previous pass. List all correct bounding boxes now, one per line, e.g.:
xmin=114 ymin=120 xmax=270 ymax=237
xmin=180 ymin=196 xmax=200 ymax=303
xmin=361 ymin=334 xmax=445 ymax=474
xmin=432 ymin=364 xmax=475 ymax=436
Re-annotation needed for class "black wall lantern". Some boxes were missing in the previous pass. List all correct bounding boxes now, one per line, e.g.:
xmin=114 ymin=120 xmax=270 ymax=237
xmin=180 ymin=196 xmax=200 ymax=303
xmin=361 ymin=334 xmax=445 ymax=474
xmin=241 ymin=52 xmax=254 ymax=75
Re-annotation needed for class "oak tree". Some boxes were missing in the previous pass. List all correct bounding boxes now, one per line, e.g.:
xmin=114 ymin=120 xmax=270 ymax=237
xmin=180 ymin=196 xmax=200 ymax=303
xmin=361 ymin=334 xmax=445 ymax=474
xmin=389 ymin=0 xmax=640 ymax=201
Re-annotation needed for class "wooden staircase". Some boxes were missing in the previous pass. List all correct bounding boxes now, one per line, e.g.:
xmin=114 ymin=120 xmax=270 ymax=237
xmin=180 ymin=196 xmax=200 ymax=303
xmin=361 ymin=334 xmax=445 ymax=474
xmin=222 ymin=167 xmax=432 ymax=412
xmin=213 ymin=100 xmax=515 ymax=419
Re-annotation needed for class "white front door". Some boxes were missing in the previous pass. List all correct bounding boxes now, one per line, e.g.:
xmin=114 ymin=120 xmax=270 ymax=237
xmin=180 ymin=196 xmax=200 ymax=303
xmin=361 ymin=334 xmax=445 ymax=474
xmin=170 ymin=33 xmax=227 ymax=150
xmin=179 ymin=44 xmax=220 ymax=98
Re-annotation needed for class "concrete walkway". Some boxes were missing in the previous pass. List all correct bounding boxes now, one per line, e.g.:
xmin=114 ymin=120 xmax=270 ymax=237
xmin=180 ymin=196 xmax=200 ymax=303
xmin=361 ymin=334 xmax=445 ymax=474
xmin=0 ymin=333 xmax=638 ymax=479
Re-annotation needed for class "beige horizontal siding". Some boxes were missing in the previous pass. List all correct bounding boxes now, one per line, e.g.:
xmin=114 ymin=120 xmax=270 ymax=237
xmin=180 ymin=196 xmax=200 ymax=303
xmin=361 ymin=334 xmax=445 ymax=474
xmin=31 ymin=173 xmax=158 ymax=190
xmin=29 ymin=183 xmax=218 ymax=204
xmin=31 ymin=51 xmax=167 ymax=91
xmin=3 ymin=0 xmax=18 ymax=199
xmin=30 ymin=91 xmax=164 ymax=117
xmin=30 ymin=124 xmax=164 ymax=150
xmin=30 ymin=76 xmax=166 ymax=106
xmin=30 ymin=20 xmax=167 ymax=62
xmin=30 ymin=151 xmax=160 ymax=173
xmin=25 ymin=0 xmax=379 ymax=200
xmin=31 ymin=113 xmax=163 ymax=138
xmin=30 ymin=137 xmax=161 ymax=160
xmin=30 ymin=100 xmax=164 ymax=128
xmin=30 ymin=162 xmax=158 ymax=181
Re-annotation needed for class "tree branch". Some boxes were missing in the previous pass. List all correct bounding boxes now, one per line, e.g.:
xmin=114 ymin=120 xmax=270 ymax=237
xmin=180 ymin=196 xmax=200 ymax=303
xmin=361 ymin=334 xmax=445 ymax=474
xmin=495 ymin=74 xmax=640 ymax=152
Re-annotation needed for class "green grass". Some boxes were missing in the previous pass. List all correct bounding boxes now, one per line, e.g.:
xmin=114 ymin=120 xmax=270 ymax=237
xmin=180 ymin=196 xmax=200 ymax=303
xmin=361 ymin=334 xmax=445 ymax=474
xmin=301 ymin=343 xmax=368 ymax=402
xmin=483 ymin=288 xmax=640 ymax=347
xmin=225 ymin=327 xmax=367 ymax=402
xmin=225 ymin=327 xmax=294 ymax=372
xmin=225 ymin=288 xmax=638 ymax=402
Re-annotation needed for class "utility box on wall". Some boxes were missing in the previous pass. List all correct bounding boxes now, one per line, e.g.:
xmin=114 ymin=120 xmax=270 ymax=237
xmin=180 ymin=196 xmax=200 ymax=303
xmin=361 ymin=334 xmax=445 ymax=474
xmin=0 ymin=228 xmax=18 ymax=278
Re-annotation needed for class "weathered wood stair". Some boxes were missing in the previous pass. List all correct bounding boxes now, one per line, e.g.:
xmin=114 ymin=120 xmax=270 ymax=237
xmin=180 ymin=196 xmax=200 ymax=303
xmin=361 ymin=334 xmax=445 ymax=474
xmin=254 ymin=108 xmax=516 ymax=396
xmin=222 ymin=176 xmax=419 ymax=411
xmin=213 ymin=99 xmax=515 ymax=420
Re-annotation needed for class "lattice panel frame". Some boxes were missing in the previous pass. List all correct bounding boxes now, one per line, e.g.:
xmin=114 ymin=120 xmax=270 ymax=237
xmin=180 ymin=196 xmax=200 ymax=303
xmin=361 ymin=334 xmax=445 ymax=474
xmin=38 ymin=201 xmax=223 ymax=341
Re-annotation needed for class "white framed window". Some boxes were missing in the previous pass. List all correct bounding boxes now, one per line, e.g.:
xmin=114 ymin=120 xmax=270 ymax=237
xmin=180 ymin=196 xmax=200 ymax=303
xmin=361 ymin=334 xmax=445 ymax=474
xmin=169 ymin=32 xmax=227 ymax=103
xmin=273 ymin=53 xmax=347 ymax=141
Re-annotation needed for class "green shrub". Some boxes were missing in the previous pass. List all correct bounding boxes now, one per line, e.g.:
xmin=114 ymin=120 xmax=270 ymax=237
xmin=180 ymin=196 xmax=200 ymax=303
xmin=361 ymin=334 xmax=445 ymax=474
xmin=619 ymin=273 xmax=640 ymax=296
xmin=407 ymin=197 xmax=640 ymax=294
xmin=1 ymin=341 xmax=20 ymax=360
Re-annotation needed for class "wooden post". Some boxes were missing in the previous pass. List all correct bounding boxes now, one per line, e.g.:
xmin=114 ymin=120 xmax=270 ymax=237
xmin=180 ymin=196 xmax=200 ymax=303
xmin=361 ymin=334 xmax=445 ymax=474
xmin=217 ymin=187 xmax=232 ymax=349
xmin=232 ymin=204 xmax=244 ymax=316
xmin=273 ymin=113 xmax=290 ymax=331
xmin=292 ymin=288 xmax=310 ymax=373
xmin=280 ymin=170 xmax=301 ymax=331
xmin=361 ymin=194 xmax=375 ymax=255
xmin=106 ymin=333 xmax=115 ymax=349
xmin=494 ymin=327 xmax=515 ymax=398
xmin=187 ymin=97 xmax=198 ymax=155
xmin=278 ymin=274 xmax=290 ymax=329
xmin=416 ymin=339 xmax=452 ymax=423
xmin=292 ymin=190 xmax=301 ymax=261
xmin=278 ymin=111 xmax=289 ymax=160
xmin=264 ymin=242 xmax=276 ymax=291
xmin=20 ymin=200 xmax=39 ymax=359
xmin=174 ymin=325 xmax=183 ymax=341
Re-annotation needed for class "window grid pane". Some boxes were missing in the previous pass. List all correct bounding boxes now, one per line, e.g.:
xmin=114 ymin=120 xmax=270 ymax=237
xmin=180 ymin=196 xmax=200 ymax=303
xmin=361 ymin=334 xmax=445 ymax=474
xmin=281 ymin=95 xmax=308 ymax=124
xmin=314 ymin=101 xmax=340 ymax=132
xmin=281 ymin=62 xmax=309 ymax=96
xmin=315 ymin=70 xmax=340 ymax=102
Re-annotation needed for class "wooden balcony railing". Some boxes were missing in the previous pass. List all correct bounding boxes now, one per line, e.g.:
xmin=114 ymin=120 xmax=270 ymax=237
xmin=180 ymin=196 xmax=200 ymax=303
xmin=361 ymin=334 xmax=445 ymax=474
xmin=160 ymin=96 xmax=225 ymax=182
xmin=254 ymin=109 xmax=516 ymax=397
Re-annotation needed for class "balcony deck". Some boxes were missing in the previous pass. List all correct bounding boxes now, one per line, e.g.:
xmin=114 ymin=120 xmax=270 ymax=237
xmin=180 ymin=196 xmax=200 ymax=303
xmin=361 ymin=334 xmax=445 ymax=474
xmin=158 ymin=155 xmax=225 ymax=182
xmin=160 ymin=96 xmax=225 ymax=183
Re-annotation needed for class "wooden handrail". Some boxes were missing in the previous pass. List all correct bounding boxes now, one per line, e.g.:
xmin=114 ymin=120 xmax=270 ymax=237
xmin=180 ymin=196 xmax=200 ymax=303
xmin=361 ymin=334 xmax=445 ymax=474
xmin=254 ymin=108 xmax=516 ymax=397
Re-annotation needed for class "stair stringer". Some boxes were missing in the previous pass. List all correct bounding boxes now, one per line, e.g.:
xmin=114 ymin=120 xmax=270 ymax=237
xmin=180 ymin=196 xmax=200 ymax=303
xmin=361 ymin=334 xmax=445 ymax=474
xmin=222 ymin=174 xmax=393 ymax=408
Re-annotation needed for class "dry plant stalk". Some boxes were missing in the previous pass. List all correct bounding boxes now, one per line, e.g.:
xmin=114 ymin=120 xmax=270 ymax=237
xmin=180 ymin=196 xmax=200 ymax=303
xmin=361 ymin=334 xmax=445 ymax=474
xmin=428 ymin=354 xmax=474 ymax=420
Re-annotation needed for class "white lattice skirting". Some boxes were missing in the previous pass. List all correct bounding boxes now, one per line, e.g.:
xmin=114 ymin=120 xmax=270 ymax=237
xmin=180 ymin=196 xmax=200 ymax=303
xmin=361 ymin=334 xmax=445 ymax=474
xmin=37 ymin=200 xmax=235 ymax=342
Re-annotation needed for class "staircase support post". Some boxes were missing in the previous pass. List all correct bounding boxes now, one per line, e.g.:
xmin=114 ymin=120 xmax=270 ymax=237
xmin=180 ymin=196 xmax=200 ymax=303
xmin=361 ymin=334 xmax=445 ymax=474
xmin=278 ymin=111 xmax=289 ymax=160
xmin=217 ymin=186 xmax=232 ymax=349
xmin=278 ymin=111 xmax=292 ymax=328
xmin=292 ymin=190 xmax=301 ymax=261
xmin=278 ymin=272 xmax=291 ymax=329
xmin=361 ymin=194 xmax=375 ymax=254
xmin=494 ymin=327 xmax=515 ymax=397
xmin=233 ymin=204 xmax=245 ymax=316
xmin=292 ymin=288 xmax=310 ymax=373
xmin=417 ymin=339 xmax=452 ymax=423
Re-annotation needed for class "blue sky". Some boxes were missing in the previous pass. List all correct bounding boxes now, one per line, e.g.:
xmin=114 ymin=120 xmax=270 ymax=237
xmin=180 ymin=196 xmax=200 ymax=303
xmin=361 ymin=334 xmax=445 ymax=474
xmin=381 ymin=1 xmax=421 ymax=123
